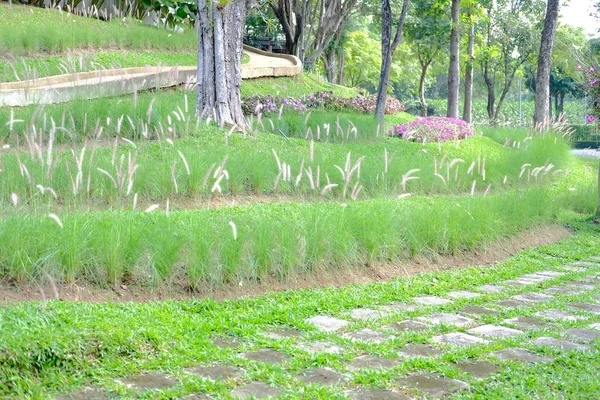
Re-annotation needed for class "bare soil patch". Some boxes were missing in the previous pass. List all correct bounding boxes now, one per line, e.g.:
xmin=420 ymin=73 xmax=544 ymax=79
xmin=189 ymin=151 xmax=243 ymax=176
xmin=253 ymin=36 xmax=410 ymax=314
xmin=0 ymin=224 xmax=571 ymax=304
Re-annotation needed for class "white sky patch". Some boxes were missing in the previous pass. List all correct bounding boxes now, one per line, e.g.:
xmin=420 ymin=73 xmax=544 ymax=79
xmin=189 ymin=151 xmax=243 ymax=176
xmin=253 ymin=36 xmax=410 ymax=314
xmin=560 ymin=0 xmax=598 ymax=37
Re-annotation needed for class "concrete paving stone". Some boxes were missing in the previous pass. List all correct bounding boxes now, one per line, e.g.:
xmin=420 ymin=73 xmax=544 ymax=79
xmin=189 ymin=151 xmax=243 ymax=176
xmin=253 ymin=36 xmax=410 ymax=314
xmin=186 ymin=365 xmax=243 ymax=381
xmin=535 ymin=270 xmax=566 ymax=278
xmin=212 ymin=337 xmax=241 ymax=349
xmin=351 ymin=308 xmax=387 ymax=321
xmin=413 ymin=296 xmax=452 ymax=306
xmin=241 ymin=349 xmax=288 ymax=364
xmin=305 ymin=315 xmax=350 ymax=332
xmin=395 ymin=373 xmax=467 ymax=398
xmin=560 ymin=266 xmax=587 ymax=272
xmin=564 ymin=328 xmax=600 ymax=343
xmin=231 ymin=382 xmax=281 ymax=399
xmin=388 ymin=320 xmax=430 ymax=333
xmin=380 ymin=303 xmax=418 ymax=312
xmin=532 ymin=337 xmax=590 ymax=351
xmin=521 ymin=273 xmax=553 ymax=282
xmin=262 ymin=327 xmax=302 ymax=340
xmin=461 ymin=305 xmax=499 ymax=316
xmin=179 ymin=395 xmax=212 ymax=400
xmin=582 ymin=275 xmax=600 ymax=282
xmin=535 ymin=309 xmax=585 ymax=321
xmin=476 ymin=284 xmax=505 ymax=294
xmin=54 ymin=388 xmax=110 ymax=400
xmin=566 ymin=282 xmax=597 ymax=290
xmin=417 ymin=313 xmax=474 ymax=327
xmin=511 ymin=292 xmax=554 ymax=303
xmin=447 ymin=291 xmax=482 ymax=299
xmin=468 ymin=324 xmax=523 ymax=338
xmin=345 ymin=389 xmax=412 ymax=400
xmin=573 ymin=261 xmax=600 ymax=266
xmin=297 ymin=341 xmax=343 ymax=354
xmin=454 ymin=360 xmax=500 ymax=380
xmin=490 ymin=348 xmax=553 ymax=363
xmin=398 ymin=343 xmax=444 ymax=358
xmin=432 ymin=332 xmax=489 ymax=347
xmin=342 ymin=328 xmax=392 ymax=344
xmin=568 ymin=303 xmax=600 ymax=314
xmin=544 ymin=286 xmax=583 ymax=295
xmin=346 ymin=354 xmax=401 ymax=371
xmin=117 ymin=372 xmax=178 ymax=390
xmin=296 ymin=368 xmax=345 ymax=386
xmin=503 ymin=279 xmax=539 ymax=287
xmin=493 ymin=299 xmax=530 ymax=309
xmin=589 ymin=323 xmax=600 ymax=330
xmin=502 ymin=316 xmax=548 ymax=330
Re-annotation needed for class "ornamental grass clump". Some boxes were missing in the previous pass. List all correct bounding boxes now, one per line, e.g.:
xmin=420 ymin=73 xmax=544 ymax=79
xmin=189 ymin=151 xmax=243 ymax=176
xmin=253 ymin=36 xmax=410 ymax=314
xmin=388 ymin=117 xmax=475 ymax=143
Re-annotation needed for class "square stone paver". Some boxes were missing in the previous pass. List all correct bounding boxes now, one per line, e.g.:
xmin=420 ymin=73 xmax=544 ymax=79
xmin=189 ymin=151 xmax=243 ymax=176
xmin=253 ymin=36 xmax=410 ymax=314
xmin=262 ymin=327 xmax=302 ymax=340
xmin=395 ymin=373 xmax=467 ymax=398
xmin=560 ymin=266 xmax=586 ymax=272
xmin=468 ymin=324 xmax=523 ymax=338
xmin=242 ymin=349 xmax=288 ymax=364
xmin=511 ymin=292 xmax=554 ymax=303
xmin=346 ymin=389 xmax=412 ymax=400
xmin=117 ymin=372 xmax=178 ymax=390
xmin=532 ymin=337 xmax=589 ymax=351
xmin=447 ymin=291 xmax=482 ymax=299
xmin=179 ymin=395 xmax=211 ymax=400
xmin=568 ymin=303 xmax=600 ymax=314
xmin=590 ymin=323 xmax=600 ymax=330
xmin=346 ymin=354 xmax=400 ymax=371
xmin=186 ymin=365 xmax=243 ymax=381
xmin=342 ymin=329 xmax=392 ymax=343
xmin=418 ymin=313 xmax=474 ymax=327
xmin=544 ymin=286 xmax=583 ymax=295
xmin=212 ymin=336 xmax=242 ymax=349
xmin=297 ymin=341 xmax=343 ymax=354
xmin=502 ymin=316 xmax=548 ymax=330
xmin=306 ymin=315 xmax=350 ymax=332
xmin=535 ymin=270 xmax=565 ymax=278
xmin=564 ymin=328 xmax=600 ymax=343
xmin=503 ymin=279 xmax=538 ymax=287
xmin=432 ymin=332 xmax=488 ymax=347
xmin=493 ymin=299 xmax=529 ymax=309
xmin=566 ymin=282 xmax=597 ymax=290
xmin=388 ymin=320 xmax=429 ymax=333
xmin=380 ymin=302 xmax=418 ymax=312
xmin=476 ymin=284 xmax=505 ymax=294
xmin=398 ymin=343 xmax=443 ymax=358
xmin=55 ymin=388 xmax=110 ymax=400
xmin=521 ymin=273 xmax=552 ymax=282
xmin=296 ymin=368 xmax=345 ymax=386
xmin=535 ymin=309 xmax=585 ymax=321
xmin=490 ymin=348 xmax=552 ymax=363
xmin=454 ymin=360 xmax=500 ymax=380
xmin=231 ymin=382 xmax=281 ymax=399
xmin=413 ymin=296 xmax=452 ymax=306
xmin=461 ymin=305 xmax=499 ymax=316
xmin=350 ymin=308 xmax=387 ymax=321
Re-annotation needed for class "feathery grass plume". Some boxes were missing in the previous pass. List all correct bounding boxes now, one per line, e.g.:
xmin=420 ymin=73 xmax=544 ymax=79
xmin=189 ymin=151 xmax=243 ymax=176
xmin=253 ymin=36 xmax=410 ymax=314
xmin=401 ymin=169 xmax=421 ymax=191
xmin=145 ymin=204 xmax=159 ymax=212
xmin=10 ymin=193 xmax=18 ymax=206
xmin=229 ymin=221 xmax=237 ymax=240
xmin=48 ymin=213 xmax=63 ymax=228
xmin=470 ymin=180 xmax=477 ymax=196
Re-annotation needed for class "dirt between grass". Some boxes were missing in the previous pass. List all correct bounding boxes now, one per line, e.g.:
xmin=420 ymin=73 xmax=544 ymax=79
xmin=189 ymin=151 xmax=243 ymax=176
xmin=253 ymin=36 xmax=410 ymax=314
xmin=0 ymin=224 xmax=572 ymax=304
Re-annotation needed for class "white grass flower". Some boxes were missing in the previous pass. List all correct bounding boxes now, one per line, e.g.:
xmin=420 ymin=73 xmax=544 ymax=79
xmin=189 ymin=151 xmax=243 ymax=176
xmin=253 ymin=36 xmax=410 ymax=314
xmin=48 ymin=213 xmax=63 ymax=228
xmin=10 ymin=193 xmax=18 ymax=206
xmin=145 ymin=204 xmax=160 ymax=212
xmin=229 ymin=221 xmax=237 ymax=240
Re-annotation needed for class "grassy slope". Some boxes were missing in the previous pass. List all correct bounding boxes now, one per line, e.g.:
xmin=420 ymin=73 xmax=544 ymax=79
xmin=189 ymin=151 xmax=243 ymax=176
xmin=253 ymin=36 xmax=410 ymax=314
xmin=0 ymin=219 xmax=599 ymax=398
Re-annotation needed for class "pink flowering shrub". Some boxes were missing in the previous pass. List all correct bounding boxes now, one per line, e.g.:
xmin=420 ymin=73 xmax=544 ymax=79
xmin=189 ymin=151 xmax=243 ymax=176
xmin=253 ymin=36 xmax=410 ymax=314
xmin=242 ymin=90 xmax=406 ymax=116
xmin=577 ymin=64 xmax=599 ymax=122
xmin=387 ymin=117 xmax=475 ymax=143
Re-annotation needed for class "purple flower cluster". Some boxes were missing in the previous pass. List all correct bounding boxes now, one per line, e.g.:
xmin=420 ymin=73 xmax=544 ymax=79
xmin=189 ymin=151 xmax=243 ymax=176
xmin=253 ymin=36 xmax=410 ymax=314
xmin=241 ymin=91 xmax=406 ymax=116
xmin=578 ymin=63 xmax=599 ymax=122
xmin=387 ymin=117 xmax=475 ymax=143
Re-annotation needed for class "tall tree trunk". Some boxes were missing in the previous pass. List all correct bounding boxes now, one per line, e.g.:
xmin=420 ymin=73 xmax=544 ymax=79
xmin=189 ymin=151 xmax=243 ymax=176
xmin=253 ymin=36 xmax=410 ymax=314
xmin=419 ymin=59 xmax=431 ymax=117
xmin=323 ymin=49 xmax=337 ymax=83
xmin=375 ymin=0 xmax=409 ymax=122
xmin=462 ymin=9 xmax=474 ymax=123
xmin=548 ymin=92 xmax=553 ymax=121
xmin=559 ymin=92 xmax=565 ymax=116
xmin=196 ymin=0 xmax=247 ymax=128
xmin=483 ymin=64 xmax=495 ymax=121
xmin=447 ymin=0 xmax=461 ymax=119
xmin=533 ymin=0 xmax=560 ymax=126
xmin=553 ymin=92 xmax=558 ymax=119
xmin=337 ymin=50 xmax=345 ymax=86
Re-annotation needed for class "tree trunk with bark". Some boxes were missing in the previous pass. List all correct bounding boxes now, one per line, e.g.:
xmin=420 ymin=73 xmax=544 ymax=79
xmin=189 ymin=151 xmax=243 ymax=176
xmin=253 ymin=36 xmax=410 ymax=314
xmin=196 ymin=0 xmax=248 ymax=128
xmin=419 ymin=59 xmax=431 ymax=117
xmin=375 ymin=0 xmax=409 ymax=122
xmin=533 ymin=0 xmax=560 ymax=126
xmin=462 ymin=9 xmax=474 ymax=123
xmin=447 ymin=0 xmax=461 ymax=119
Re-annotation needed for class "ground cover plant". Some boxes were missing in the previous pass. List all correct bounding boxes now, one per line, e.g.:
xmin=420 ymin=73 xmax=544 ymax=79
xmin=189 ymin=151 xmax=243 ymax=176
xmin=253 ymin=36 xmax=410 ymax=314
xmin=388 ymin=117 xmax=475 ymax=142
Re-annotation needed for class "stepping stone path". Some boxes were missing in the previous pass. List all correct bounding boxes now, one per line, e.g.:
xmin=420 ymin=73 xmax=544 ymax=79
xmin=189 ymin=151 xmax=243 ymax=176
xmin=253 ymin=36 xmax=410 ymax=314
xmin=306 ymin=315 xmax=349 ymax=332
xmin=532 ymin=337 xmax=590 ymax=351
xmin=343 ymin=328 xmax=391 ymax=343
xmin=297 ymin=341 xmax=343 ymax=354
xmin=461 ymin=305 xmax=499 ymax=316
xmin=535 ymin=270 xmax=565 ymax=278
xmin=242 ymin=349 xmax=288 ymax=364
xmin=388 ymin=320 xmax=429 ymax=332
xmin=347 ymin=354 xmax=400 ymax=371
xmin=180 ymin=395 xmax=211 ymax=400
xmin=262 ymin=327 xmax=302 ymax=340
xmin=568 ymin=303 xmax=600 ymax=314
xmin=351 ymin=308 xmax=387 ymax=320
xmin=447 ymin=290 xmax=482 ymax=299
xmin=545 ymin=286 xmax=583 ymax=295
xmin=494 ymin=299 xmax=529 ymax=309
xmin=55 ymin=388 xmax=109 ymax=400
xmin=503 ymin=278 xmax=538 ymax=286
xmin=186 ymin=365 xmax=243 ymax=381
xmin=564 ymin=328 xmax=600 ymax=343
xmin=502 ymin=316 xmax=548 ymax=330
xmin=346 ymin=389 xmax=412 ymax=400
xmin=231 ymin=382 xmax=281 ymax=399
xmin=566 ymin=282 xmax=597 ymax=290
xmin=535 ymin=309 xmax=584 ymax=321
xmin=477 ymin=284 xmax=505 ymax=293
xmin=212 ymin=337 xmax=241 ymax=349
xmin=490 ymin=348 xmax=553 ymax=363
xmin=296 ymin=368 xmax=345 ymax=386
xmin=454 ymin=359 xmax=500 ymax=380
xmin=117 ymin=372 xmax=178 ymax=390
xmin=398 ymin=343 xmax=444 ymax=358
xmin=413 ymin=296 xmax=452 ymax=306
xmin=468 ymin=324 xmax=523 ymax=338
xmin=432 ymin=332 xmax=488 ymax=347
xmin=560 ymin=266 xmax=587 ymax=272
xmin=396 ymin=373 xmax=467 ymax=398
xmin=511 ymin=292 xmax=554 ymax=303
xmin=380 ymin=303 xmax=417 ymax=312
xmin=418 ymin=313 xmax=474 ymax=327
